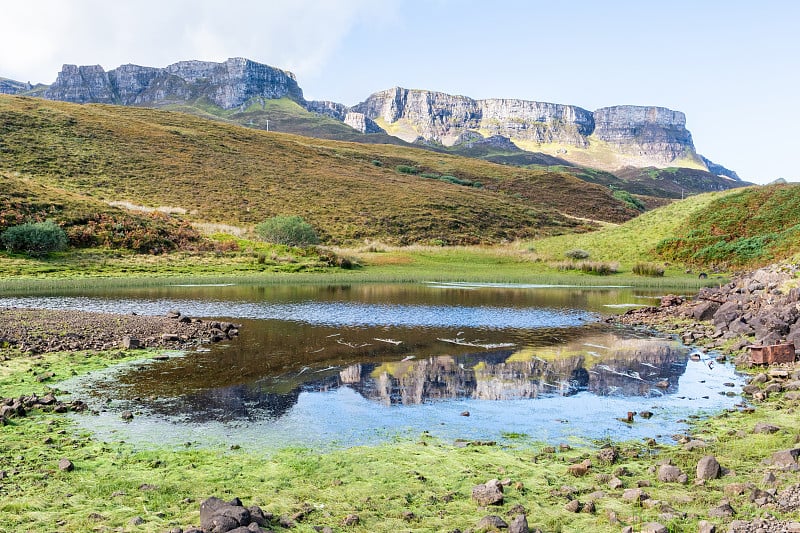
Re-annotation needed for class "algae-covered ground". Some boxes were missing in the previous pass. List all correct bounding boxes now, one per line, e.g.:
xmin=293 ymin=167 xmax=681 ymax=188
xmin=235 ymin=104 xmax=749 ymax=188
xmin=1 ymin=345 xmax=799 ymax=533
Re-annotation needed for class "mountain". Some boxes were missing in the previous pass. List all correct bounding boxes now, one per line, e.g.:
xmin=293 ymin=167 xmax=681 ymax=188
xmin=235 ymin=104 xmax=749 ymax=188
xmin=3 ymin=58 xmax=744 ymax=197
xmin=0 ymin=95 xmax=638 ymax=246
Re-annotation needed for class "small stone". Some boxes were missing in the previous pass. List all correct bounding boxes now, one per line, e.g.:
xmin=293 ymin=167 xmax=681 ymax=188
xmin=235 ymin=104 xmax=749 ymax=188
xmin=564 ymin=499 xmax=580 ymax=513
xmin=581 ymin=501 xmax=595 ymax=514
xmin=58 ymin=458 xmax=74 ymax=472
xmin=763 ymin=471 xmax=777 ymax=484
xmin=476 ymin=515 xmax=508 ymax=531
xmin=460 ymin=411 xmax=470 ymax=416
xmin=754 ymin=422 xmax=781 ymax=434
xmin=341 ymin=514 xmax=359 ymax=526
xmin=608 ymin=477 xmax=624 ymax=489
xmin=697 ymin=519 xmax=716 ymax=533
xmin=708 ymin=501 xmax=736 ymax=518
xmin=642 ymin=523 xmax=667 ymax=533
xmin=622 ymin=488 xmax=649 ymax=503
xmin=129 ymin=516 xmax=144 ymax=525
xmin=121 ymin=410 xmax=134 ymax=421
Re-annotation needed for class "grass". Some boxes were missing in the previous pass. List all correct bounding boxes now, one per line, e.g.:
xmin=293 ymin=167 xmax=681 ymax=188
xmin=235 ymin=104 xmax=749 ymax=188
xmin=655 ymin=183 xmax=800 ymax=268
xmin=0 ymin=95 xmax=637 ymax=247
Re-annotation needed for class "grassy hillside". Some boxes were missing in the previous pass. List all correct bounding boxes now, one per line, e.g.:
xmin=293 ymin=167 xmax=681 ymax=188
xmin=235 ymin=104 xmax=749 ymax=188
xmin=614 ymin=166 xmax=748 ymax=198
xmin=531 ymin=189 xmax=740 ymax=264
xmin=0 ymin=95 xmax=639 ymax=246
xmin=655 ymin=184 xmax=800 ymax=268
xmin=531 ymin=184 xmax=800 ymax=271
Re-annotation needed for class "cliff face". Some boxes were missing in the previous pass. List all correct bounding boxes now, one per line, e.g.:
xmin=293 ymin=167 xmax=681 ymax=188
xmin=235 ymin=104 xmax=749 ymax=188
xmin=44 ymin=58 xmax=304 ymax=109
xmin=0 ymin=78 xmax=33 ymax=95
xmin=352 ymin=88 xmax=708 ymax=170
xmin=592 ymin=106 xmax=694 ymax=166
xmin=350 ymin=88 xmax=594 ymax=147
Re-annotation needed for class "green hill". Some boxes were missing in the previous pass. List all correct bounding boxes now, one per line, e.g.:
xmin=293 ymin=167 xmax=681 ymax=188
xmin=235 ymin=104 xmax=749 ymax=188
xmin=532 ymin=184 xmax=800 ymax=270
xmin=0 ymin=95 xmax=637 ymax=247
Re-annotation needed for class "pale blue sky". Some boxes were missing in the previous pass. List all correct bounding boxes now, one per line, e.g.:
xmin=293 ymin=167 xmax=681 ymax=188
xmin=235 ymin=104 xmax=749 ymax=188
xmin=1 ymin=0 xmax=797 ymax=183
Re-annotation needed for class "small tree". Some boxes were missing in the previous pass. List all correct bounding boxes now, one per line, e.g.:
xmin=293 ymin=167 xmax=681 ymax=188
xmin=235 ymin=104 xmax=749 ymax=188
xmin=255 ymin=216 xmax=319 ymax=247
xmin=1 ymin=221 xmax=68 ymax=257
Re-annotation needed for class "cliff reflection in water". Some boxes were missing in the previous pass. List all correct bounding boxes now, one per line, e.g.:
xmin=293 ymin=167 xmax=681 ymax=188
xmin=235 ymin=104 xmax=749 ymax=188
xmin=340 ymin=334 xmax=688 ymax=406
xmin=142 ymin=332 xmax=690 ymax=423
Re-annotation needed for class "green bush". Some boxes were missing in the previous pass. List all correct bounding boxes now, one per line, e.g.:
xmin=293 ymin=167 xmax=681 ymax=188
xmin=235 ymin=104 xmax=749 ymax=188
xmin=612 ymin=189 xmax=646 ymax=211
xmin=395 ymin=165 xmax=419 ymax=175
xmin=1 ymin=221 xmax=68 ymax=257
xmin=255 ymin=216 xmax=319 ymax=247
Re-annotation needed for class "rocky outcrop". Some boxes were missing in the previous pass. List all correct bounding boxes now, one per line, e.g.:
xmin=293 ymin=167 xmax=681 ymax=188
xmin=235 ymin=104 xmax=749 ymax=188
xmin=343 ymin=111 xmax=383 ymax=134
xmin=44 ymin=58 xmax=304 ymax=109
xmin=350 ymin=87 xmax=719 ymax=170
xmin=0 ymin=78 xmax=32 ymax=95
xmin=592 ymin=106 xmax=694 ymax=166
xmin=305 ymin=100 xmax=349 ymax=121
xmin=350 ymin=87 xmax=594 ymax=147
xmin=701 ymin=155 xmax=741 ymax=181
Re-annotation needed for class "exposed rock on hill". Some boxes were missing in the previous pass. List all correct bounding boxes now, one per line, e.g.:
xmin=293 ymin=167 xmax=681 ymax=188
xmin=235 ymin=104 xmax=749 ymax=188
xmin=44 ymin=58 xmax=304 ymax=109
xmin=0 ymin=78 xmax=32 ymax=95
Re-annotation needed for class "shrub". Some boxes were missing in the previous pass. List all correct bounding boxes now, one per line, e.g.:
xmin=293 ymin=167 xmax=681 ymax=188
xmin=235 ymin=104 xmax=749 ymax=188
xmin=1 ymin=221 xmax=68 ymax=257
xmin=255 ymin=215 xmax=319 ymax=247
xmin=371 ymin=160 xmax=383 ymax=167
xmin=612 ymin=189 xmax=646 ymax=211
xmin=632 ymin=262 xmax=665 ymax=277
xmin=395 ymin=165 xmax=419 ymax=175
xmin=565 ymin=249 xmax=590 ymax=260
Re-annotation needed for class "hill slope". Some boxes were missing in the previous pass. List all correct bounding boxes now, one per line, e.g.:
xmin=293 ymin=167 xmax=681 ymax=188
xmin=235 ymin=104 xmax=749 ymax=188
xmin=532 ymin=184 xmax=800 ymax=270
xmin=0 ymin=95 xmax=637 ymax=245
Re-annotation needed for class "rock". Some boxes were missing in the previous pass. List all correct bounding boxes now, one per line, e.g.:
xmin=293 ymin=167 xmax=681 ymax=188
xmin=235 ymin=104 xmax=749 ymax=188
xmin=597 ymin=447 xmax=618 ymax=463
xmin=697 ymin=520 xmax=715 ymax=533
xmin=754 ymin=422 xmax=781 ymax=434
xmin=58 ymin=458 xmax=74 ymax=472
xmin=121 ymin=410 xmax=134 ymax=421
xmin=684 ymin=439 xmax=707 ymax=451
xmin=768 ymin=448 xmax=800 ymax=470
xmin=568 ymin=459 xmax=591 ymax=476
xmin=694 ymin=301 xmax=720 ymax=321
xmin=564 ymin=499 xmax=580 ymax=513
xmin=121 ymin=336 xmax=141 ymax=349
xmin=764 ymin=471 xmax=777 ymax=484
xmin=622 ymin=488 xmax=649 ymax=503
xmin=608 ymin=477 xmax=624 ymax=489
xmin=697 ymin=455 xmax=721 ymax=480
xmin=341 ymin=514 xmax=360 ymax=526
xmin=508 ymin=514 xmax=528 ymax=533
xmin=641 ymin=523 xmax=667 ymax=533
xmin=200 ymin=496 xmax=251 ymax=532
xmin=129 ymin=516 xmax=145 ymax=525
xmin=476 ymin=515 xmax=508 ymax=531
xmin=472 ymin=479 xmax=504 ymax=506
xmin=708 ymin=501 xmax=736 ymax=518
xmin=657 ymin=464 xmax=685 ymax=483
xmin=581 ymin=501 xmax=596 ymax=513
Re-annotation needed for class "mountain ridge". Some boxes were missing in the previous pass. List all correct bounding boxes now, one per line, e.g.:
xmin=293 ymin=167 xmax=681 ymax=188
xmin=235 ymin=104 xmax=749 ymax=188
xmin=2 ymin=57 xmax=740 ymax=184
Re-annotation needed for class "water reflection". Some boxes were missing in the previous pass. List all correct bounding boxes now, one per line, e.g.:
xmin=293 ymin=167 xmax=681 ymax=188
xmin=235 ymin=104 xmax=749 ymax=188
xmin=9 ymin=282 xmax=742 ymax=448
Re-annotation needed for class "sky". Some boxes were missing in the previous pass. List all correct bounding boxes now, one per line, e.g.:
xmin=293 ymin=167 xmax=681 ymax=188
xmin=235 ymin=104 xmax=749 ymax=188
xmin=1 ymin=0 xmax=798 ymax=184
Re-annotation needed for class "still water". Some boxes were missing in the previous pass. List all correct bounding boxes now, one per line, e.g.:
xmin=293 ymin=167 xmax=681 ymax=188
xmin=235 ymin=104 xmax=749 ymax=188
xmin=2 ymin=283 xmax=742 ymax=450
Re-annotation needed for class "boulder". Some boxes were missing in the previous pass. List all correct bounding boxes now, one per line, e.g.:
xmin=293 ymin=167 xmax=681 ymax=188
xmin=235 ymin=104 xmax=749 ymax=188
xmin=472 ymin=479 xmax=504 ymax=506
xmin=200 ymin=497 xmax=251 ymax=532
xmin=693 ymin=301 xmax=720 ymax=321
xmin=508 ymin=514 xmax=528 ymax=533
xmin=768 ymin=448 xmax=800 ymax=470
xmin=657 ymin=464 xmax=686 ymax=483
xmin=58 ymin=458 xmax=74 ymax=472
xmin=696 ymin=456 xmax=721 ymax=480
xmin=753 ymin=422 xmax=780 ymax=434
xmin=642 ymin=523 xmax=667 ymax=533
xmin=713 ymin=301 xmax=741 ymax=328
xmin=708 ymin=501 xmax=736 ymax=518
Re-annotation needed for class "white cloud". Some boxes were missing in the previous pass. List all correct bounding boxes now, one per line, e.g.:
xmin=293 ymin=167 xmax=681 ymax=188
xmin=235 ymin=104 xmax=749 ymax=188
xmin=0 ymin=0 xmax=397 ymax=83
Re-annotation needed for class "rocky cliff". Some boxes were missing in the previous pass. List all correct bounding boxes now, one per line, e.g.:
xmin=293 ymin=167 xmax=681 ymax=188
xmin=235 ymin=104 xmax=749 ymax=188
xmin=0 ymin=78 xmax=33 ymax=95
xmin=351 ymin=87 xmax=711 ymax=171
xmin=43 ymin=58 xmax=304 ymax=109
